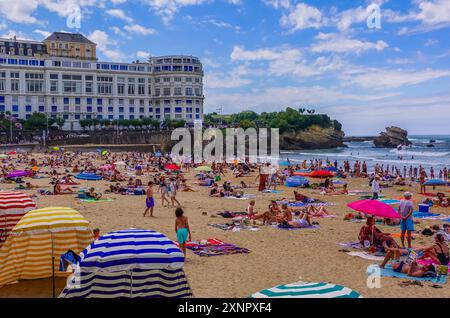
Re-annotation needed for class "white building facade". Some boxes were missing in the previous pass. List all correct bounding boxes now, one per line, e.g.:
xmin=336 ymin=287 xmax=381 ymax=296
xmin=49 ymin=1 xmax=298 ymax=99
xmin=0 ymin=54 xmax=204 ymax=130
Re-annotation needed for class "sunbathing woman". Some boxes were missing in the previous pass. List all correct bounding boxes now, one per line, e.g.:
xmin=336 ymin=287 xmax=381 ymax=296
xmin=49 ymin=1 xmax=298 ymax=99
xmin=253 ymin=201 xmax=280 ymax=225
xmin=87 ymin=187 xmax=102 ymax=200
xmin=306 ymin=205 xmax=330 ymax=217
xmin=358 ymin=217 xmax=384 ymax=245
xmin=54 ymin=180 xmax=74 ymax=194
xmin=286 ymin=213 xmax=312 ymax=228
xmin=418 ymin=233 xmax=450 ymax=266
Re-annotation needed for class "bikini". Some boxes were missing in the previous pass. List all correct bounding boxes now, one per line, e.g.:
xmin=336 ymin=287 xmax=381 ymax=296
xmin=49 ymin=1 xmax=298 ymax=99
xmin=435 ymin=243 xmax=449 ymax=265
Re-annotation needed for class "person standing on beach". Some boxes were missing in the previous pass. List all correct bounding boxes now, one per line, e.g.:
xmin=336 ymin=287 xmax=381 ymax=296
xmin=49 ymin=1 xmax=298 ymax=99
xmin=399 ymin=192 xmax=414 ymax=249
xmin=168 ymin=177 xmax=181 ymax=207
xmin=419 ymin=169 xmax=427 ymax=193
xmin=143 ymin=181 xmax=155 ymax=217
xmin=371 ymin=176 xmax=380 ymax=200
xmin=175 ymin=207 xmax=191 ymax=257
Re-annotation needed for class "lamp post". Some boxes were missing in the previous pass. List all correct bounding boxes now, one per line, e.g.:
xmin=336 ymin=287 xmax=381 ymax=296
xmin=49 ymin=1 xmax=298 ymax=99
xmin=216 ymin=106 xmax=223 ymax=127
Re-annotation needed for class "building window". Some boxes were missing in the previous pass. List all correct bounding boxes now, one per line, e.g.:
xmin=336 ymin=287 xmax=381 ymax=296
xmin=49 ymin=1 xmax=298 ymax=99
xmin=97 ymin=98 xmax=103 ymax=105
xmin=108 ymin=107 xmax=114 ymax=112
xmin=87 ymin=106 xmax=92 ymax=112
xmin=51 ymin=106 xmax=57 ymax=112
xmin=64 ymin=98 xmax=69 ymax=104
xmin=25 ymin=105 xmax=32 ymax=112
xmin=38 ymin=105 xmax=45 ymax=112
xmin=97 ymin=107 xmax=103 ymax=112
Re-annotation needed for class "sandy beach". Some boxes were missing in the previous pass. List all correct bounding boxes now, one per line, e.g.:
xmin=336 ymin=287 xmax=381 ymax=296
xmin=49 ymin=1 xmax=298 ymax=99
xmin=0 ymin=153 xmax=449 ymax=298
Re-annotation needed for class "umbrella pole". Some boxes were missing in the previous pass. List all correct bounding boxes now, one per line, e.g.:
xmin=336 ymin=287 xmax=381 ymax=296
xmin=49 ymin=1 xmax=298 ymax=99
xmin=51 ymin=233 xmax=55 ymax=298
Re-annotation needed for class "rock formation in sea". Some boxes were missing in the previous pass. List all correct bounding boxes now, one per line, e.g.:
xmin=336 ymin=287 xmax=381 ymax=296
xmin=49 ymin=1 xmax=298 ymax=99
xmin=280 ymin=125 xmax=346 ymax=150
xmin=373 ymin=126 xmax=412 ymax=148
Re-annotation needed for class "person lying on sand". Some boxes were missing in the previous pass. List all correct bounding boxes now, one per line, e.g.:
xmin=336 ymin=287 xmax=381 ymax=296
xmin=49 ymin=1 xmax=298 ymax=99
xmin=323 ymin=184 xmax=349 ymax=195
xmin=53 ymin=180 xmax=74 ymax=194
xmin=87 ymin=187 xmax=102 ymax=200
xmin=285 ymin=213 xmax=312 ymax=228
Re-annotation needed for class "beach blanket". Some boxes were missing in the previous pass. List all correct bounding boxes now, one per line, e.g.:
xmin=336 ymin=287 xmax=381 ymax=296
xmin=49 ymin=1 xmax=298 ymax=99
xmin=348 ymin=251 xmax=385 ymax=261
xmin=217 ymin=212 xmax=248 ymax=218
xmin=185 ymin=241 xmax=250 ymax=257
xmin=224 ymin=194 xmax=256 ymax=200
xmin=367 ymin=264 xmax=447 ymax=284
xmin=413 ymin=211 xmax=442 ymax=220
xmin=339 ymin=241 xmax=363 ymax=249
xmin=271 ymin=224 xmax=319 ymax=230
xmin=80 ymin=198 xmax=114 ymax=203
xmin=262 ymin=190 xmax=282 ymax=194
xmin=379 ymin=199 xmax=401 ymax=205
xmin=208 ymin=223 xmax=260 ymax=232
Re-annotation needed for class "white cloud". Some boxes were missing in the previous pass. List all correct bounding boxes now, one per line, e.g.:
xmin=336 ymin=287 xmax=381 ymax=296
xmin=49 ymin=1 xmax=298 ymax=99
xmin=344 ymin=68 xmax=450 ymax=89
xmin=106 ymin=9 xmax=134 ymax=23
xmin=0 ymin=0 xmax=39 ymax=24
xmin=311 ymin=33 xmax=389 ymax=54
xmin=280 ymin=2 xmax=323 ymax=31
xmin=136 ymin=50 xmax=151 ymax=59
xmin=123 ymin=24 xmax=157 ymax=35
xmin=88 ymin=30 xmax=124 ymax=62
xmin=33 ymin=29 xmax=51 ymax=38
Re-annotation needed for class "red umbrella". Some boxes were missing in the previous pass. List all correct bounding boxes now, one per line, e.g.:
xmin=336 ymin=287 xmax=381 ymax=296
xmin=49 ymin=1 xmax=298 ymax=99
xmin=0 ymin=191 xmax=36 ymax=245
xmin=7 ymin=151 xmax=17 ymax=155
xmin=309 ymin=170 xmax=335 ymax=178
xmin=165 ymin=164 xmax=181 ymax=171
xmin=347 ymin=200 xmax=400 ymax=219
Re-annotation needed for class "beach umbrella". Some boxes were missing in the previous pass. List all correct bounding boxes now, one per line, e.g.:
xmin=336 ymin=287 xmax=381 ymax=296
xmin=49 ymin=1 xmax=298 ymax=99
xmin=75 ymin=172 xmax=102 ymax=181
xmin=347 ymin=200 xmax=400 ymax=219
xmin=0 ymin=191 xmax=36 ymax=245
xmin=165 ymin=164 xmax=181 ymax=171
xmin=250 ymin=281 xmax=362 ymax=298
xmin=6 ymin=151 xmax=16 ymax=155
xmin=52 ymin=146 xmax=60 ymax=151
xmin=6 ymin=170 xmax=31 ymax=179
xmin=279 ymin=161 xmax=292 ymax=166
xmin=195 ymin=166 xmax=212 ymax=172
xmin=0 ymin=154 xmax=8 ymax=159
xmin=0 ymin=207 xmax=92 ymax=297
xmin=285 ymin=177 xmax=309 ymax=188
xmin=60 ymin=229 xmax=192 ymax=298
xmin=424 ymin=179 xmax=446 ymax=186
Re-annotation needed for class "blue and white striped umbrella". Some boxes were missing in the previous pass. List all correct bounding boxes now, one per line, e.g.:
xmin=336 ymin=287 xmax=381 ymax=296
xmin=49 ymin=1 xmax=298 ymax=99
xmin=79 ymin=228 xmax=185 ymax=272
xmin=251 ymin=281 xmax=362 ymax=298
xmin=60 ymin=229 xmax=192 ymax=298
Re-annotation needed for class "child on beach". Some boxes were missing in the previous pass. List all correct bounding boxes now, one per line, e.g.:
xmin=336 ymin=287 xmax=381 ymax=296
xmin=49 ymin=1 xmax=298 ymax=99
xmin=143 ymin=181 xmax=155 ymax=217
xmin=247 ymin=200 xmax=256 ymax=219
xmin=93 ymin=228 xmax=100 ymax=241
xmin=175 ymin=207 xmax=191 ymax=256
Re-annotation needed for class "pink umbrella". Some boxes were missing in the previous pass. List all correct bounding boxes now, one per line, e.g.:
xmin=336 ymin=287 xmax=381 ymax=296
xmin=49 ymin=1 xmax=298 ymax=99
xmin=347 ymin=200 xmax=400 ymax=219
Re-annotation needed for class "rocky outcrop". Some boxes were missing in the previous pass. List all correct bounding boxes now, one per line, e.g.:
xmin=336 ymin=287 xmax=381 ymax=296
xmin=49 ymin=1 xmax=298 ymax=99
xmin=280 ymin=125 xmax=346 ymax=150
xmin=373 ymin=126 xmax=411 ymax=148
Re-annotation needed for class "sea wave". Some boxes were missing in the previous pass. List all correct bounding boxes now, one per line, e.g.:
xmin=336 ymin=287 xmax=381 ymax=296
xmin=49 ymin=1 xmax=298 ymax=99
xmin=390 ymin=149 xmax=449 ymax=157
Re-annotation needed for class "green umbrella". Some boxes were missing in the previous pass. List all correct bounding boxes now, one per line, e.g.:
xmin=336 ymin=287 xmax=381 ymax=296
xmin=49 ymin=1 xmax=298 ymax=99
xmin=195 ymin=166 xmax=212 ymax=172
xmin=250 ymin=281 xmax=362 ymax=298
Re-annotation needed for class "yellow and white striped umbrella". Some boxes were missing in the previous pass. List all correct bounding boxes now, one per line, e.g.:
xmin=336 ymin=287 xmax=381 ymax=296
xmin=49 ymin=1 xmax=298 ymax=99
xmin=0 ymin=207 xmax=92 ymax=289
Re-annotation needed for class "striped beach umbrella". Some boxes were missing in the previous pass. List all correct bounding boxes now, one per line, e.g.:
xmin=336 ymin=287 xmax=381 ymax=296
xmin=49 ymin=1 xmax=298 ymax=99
xmin=0 ymin=207 xmax=92 ymax=296
xmin=0 ymin=191 xmax=36 ymax=245
xmin=250 ymin=281 xmax=362 ymax=298
xmin=60 ymin=229 xmax=192 ymax=298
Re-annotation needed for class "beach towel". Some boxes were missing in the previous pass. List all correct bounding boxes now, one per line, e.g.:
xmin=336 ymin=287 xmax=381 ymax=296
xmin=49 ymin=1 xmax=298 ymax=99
xmin=262 ymin=190 xmax=282 ymax=194
xmin=347 ymin=251 xmax=385 ymax=261
xmin=339 ymin=241 xmax=364 ymax=249
xmin=224 ymin=194 xmax=256 ymax=200
xmin=413 ymin=211 xmax=442 ymax=219
xmin=184 ymin=241 xmax=250 ymax=257
xmin=272 ymin=224 xmax=319 ymax=230
xmin=379 ymin=199 xmax=401 ymax=205
xmin=208 ymin=223 xmax=260 ymax=232
xmin=79 ymin=198 xmax=114 ymax=203
xmin=367 ymin=264 xmax=447 ymax=284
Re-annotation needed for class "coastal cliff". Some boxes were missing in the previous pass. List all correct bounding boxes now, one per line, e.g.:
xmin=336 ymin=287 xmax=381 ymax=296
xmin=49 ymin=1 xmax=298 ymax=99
xmin=280 ymin=125 xmax=346 ymax=150
xmin=373 ymin=126 xmax=412 ymax=148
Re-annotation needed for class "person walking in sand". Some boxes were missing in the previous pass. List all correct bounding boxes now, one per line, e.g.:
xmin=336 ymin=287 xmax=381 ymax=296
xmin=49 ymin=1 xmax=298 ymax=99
xmin=371 ymin=176 xmax=381 ymax=200
xmin=159 ymin=177 xmax=171 ymax=207
xmin=143 ymin=181 xmax=155 ymax=217
xmin=175 ymin=207 xmax=191 ymax=257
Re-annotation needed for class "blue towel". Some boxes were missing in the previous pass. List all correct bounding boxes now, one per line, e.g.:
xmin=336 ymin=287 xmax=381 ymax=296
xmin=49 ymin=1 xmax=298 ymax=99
xmin=367 ymin=265 xmax=447 ymax=284
xmin=413 ymin=211 xmax=441 ymax=218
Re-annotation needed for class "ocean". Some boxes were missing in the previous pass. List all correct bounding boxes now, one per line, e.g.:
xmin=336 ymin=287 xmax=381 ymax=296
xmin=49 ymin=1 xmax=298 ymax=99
xmin=280 ymin=135 xmax=450 ymax=170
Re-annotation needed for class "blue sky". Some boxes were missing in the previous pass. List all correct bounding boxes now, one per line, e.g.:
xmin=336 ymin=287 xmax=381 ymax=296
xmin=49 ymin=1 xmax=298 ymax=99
xmin=0 ymin=0 xmax=449 ymax=135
